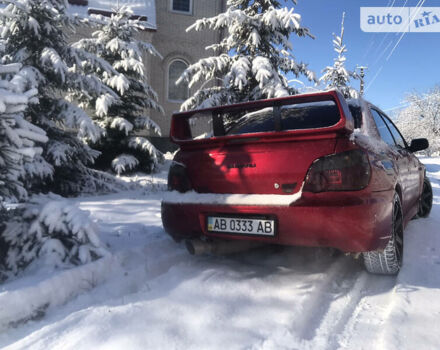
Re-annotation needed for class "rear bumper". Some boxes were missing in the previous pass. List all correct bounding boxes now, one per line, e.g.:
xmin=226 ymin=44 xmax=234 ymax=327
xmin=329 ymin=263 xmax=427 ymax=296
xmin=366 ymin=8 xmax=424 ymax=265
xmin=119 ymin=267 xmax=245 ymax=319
xmin=161 ymin=189 xmax=394 ymax=253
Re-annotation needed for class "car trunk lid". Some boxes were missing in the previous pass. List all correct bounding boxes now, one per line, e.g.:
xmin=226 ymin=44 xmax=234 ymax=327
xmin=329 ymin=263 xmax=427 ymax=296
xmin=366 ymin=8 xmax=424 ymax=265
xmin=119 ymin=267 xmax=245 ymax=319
xmin=170 ymin=91 xmax=354 ymax=195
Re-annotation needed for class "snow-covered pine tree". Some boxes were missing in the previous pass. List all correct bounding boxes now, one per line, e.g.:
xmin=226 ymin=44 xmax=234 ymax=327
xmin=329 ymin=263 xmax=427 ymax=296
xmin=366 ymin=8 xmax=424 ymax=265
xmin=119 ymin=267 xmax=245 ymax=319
xmin=72 ymin=7 xmax=164 ymax=175
xmin=178 ymin=0 xmax=316 ymax=111
xmin=0 ymin=61 xmax=107 ymax=280
xmin=0 ymin=0 xmax=125 ymax=194
xmin=0 ymin=60 xmax=46 ymax=277
xmin=319 ymin=12 xmax=360 ymax=99
xmin=0 ymin=62 xmax=47 ymax=204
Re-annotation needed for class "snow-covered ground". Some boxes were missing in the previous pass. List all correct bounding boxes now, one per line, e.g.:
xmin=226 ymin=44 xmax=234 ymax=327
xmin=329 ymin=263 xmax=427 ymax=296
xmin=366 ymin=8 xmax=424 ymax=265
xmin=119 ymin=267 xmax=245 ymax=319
xmin=1 ymin=158 xmax=440 ymax=349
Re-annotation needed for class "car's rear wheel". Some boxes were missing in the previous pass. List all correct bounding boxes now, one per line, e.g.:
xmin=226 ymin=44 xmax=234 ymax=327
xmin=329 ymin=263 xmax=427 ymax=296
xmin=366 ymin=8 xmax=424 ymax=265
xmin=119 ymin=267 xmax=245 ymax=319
xmin=416 ymin=177 xmax=433 ymax=218
xmin=363 ymin=193 xmax=403 ymax=275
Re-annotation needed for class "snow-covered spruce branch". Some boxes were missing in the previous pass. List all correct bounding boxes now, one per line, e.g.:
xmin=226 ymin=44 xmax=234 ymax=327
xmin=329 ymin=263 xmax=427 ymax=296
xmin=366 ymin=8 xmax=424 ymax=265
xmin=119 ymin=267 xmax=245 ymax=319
xmin=57 ymin=100 xmax=103 ymax=142
xmin=111 ymin=154 xmax=139 ymax=175
xmin=127 ymin=136 xmax=163 ymax=169
xmin=0 ymin=61 xmax=48 ymax=203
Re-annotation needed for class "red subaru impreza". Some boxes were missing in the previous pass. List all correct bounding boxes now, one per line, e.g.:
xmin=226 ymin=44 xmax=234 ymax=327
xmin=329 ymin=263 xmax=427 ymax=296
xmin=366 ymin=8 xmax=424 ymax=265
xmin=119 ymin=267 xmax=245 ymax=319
xmin=161 ymin=90 xmax=432 ymax=275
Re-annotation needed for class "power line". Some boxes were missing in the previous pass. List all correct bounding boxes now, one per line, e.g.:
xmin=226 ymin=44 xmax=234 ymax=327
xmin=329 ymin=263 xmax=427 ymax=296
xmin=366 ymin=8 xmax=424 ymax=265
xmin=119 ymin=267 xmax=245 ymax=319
xmin=386 ymin=0 xmax=426 ymax=61
xmin=366 ymin=0 xmax=427 ymax=92
xmin=361 ymin=0 xmax=395 ymax=62
xmin=371 ymin=0 xmax=411 ymax=68
xmin=365 ymin=65 xmax=384 ymax=92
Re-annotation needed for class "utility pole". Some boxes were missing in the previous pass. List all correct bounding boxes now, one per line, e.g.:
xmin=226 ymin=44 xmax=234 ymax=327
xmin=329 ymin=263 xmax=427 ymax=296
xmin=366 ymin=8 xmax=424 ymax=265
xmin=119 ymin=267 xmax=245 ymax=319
xmin=357 ymin=66 xmax=368 ymax=96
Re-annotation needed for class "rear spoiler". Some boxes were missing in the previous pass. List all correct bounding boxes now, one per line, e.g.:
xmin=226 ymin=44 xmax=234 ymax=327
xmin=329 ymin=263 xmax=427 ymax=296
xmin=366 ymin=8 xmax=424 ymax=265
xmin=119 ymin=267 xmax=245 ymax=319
xmin=170 ymin=90 xmax=354 ymax=145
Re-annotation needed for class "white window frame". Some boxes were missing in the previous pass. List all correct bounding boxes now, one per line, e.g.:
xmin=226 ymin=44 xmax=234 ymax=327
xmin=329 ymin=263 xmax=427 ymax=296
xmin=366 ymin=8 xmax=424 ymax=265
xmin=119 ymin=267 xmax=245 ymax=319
xmin=169 ymin=0 xmax=193 ymax=15
xmin=167 ymin=59 xmax=189 ymax=103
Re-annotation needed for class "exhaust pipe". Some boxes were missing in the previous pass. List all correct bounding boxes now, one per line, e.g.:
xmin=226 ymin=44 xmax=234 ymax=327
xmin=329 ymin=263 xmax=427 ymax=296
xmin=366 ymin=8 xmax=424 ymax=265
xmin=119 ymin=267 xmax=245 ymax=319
xmin=185 ymin=238 xmax=263 ymax=256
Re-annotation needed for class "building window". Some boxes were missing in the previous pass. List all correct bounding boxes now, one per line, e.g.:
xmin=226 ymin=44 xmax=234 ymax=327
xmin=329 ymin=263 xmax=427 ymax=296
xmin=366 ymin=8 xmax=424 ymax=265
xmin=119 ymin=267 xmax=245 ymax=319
xmin=168 ymin=60 xmax=189 ymax=102
xmin=170 ymin=0 xmax=192 ymax=14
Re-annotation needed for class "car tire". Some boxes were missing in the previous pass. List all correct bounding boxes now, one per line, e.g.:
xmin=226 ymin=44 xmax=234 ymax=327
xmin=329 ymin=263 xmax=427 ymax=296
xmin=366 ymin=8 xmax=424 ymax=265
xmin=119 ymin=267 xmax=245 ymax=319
xmin=363 ymin=193 xmax=403 ymax=275
xmin=416 ymin=177 xmax=433 ymax=218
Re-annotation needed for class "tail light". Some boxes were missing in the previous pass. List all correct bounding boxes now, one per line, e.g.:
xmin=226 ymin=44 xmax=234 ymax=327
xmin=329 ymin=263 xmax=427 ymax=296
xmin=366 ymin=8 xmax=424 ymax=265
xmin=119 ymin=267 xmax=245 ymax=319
xmin=303 ymin=149 xmax=371 ymax=193
xmin=168 ymin=161 xmax=192 ymax=193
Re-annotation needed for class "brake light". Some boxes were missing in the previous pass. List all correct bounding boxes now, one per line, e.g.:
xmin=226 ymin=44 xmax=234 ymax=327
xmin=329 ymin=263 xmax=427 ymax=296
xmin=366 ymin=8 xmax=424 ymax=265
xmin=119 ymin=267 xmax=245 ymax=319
xmin=303 ymin=149 xmax=371 ymax=193
xmin=167 ymin=162 xmax=192 ymax=193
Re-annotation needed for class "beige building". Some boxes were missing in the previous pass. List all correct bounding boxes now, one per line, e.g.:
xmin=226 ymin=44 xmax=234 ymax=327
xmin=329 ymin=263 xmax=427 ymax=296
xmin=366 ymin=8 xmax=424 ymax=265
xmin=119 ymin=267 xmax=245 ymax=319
xmin=68 ymin=0 xmax=225 ymax=150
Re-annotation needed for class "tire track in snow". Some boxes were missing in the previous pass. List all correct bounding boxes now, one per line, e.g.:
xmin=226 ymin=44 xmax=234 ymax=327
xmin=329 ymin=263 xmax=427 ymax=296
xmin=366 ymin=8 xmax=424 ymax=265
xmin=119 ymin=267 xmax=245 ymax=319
xmin=376 ymin=286 xmax=403 ymax=350
xmin=292 ymin=255 xmax=359 ymax=342
xmin=335 ymin=275 xmax=397 ymax=350
xmin=307 ymin=271 xmax=370 ymax=349
xmin=252 ymin=254 xmax=354 ymax=350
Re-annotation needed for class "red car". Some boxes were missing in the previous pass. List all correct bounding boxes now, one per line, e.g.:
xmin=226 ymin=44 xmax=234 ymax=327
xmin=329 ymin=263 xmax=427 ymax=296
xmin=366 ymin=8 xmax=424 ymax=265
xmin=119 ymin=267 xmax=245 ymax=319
xmin=161 ymin=91 xmax=432 ymax=275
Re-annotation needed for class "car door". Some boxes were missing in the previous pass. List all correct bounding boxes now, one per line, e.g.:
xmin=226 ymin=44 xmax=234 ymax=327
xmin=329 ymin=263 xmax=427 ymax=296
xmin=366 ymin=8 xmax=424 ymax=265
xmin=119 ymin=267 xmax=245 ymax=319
xmin=370 ymin=108 xmax=412 ymax=214
xmin=381 ymin=114 xmax=423 ymax=212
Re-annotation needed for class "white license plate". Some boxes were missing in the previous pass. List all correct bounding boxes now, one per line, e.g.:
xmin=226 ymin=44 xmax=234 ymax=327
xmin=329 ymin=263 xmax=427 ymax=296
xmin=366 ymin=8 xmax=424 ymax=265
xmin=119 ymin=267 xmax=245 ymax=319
xmin=207 ymin=216 xmax=276 ymax=236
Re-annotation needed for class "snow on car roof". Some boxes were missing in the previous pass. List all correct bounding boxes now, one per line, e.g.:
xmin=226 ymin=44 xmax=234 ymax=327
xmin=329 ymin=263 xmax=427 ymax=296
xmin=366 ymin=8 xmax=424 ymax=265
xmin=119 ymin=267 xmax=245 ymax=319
xmin=67 ymin=0 xmax=156 ymax=29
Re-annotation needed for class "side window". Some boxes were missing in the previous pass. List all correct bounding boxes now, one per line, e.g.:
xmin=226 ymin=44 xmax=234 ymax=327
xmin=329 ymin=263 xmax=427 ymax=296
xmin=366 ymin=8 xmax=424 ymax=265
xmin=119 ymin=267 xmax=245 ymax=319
xmin=168 ymin=59 xmax=189 ymax=102
xmin=371 ymin=109 xmax=395 ymax=146
xmin=348 ymin=104 xmax=362 ymax=129
xmin=381 ymin=114 xmax=406 ymax=148
xmin=171 ymin=0 xmax=192 ymax=14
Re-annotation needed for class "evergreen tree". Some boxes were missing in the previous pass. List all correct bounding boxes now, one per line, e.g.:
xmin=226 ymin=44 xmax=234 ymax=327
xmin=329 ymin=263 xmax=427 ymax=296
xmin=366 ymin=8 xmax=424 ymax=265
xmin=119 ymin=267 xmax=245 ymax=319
xmin=0 ymin=62 xmax=46 ymax=204
xmin=178 ymin=0 xmax=316 ymax=111
xmin=73 ymin=7 xmax=164 ymax=175
xmin=0 ymin=0 xmax=123 ymax=194
xmin=0 ymin=61 xmax=107 ymax=281
xmin=319 ymin=12 xmax=360 ymax=99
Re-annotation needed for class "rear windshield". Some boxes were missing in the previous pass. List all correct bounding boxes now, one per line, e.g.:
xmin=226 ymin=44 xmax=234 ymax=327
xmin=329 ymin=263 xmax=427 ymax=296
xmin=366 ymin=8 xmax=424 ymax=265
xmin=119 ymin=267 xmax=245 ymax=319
xmin=280 ymin=101 xmax=340 ymax=131
xmin=226 ymin=107 xmax=275 ymax=135
xmin=183 ymin=99 xmax=342 ymax=140
xmin=227 ymin=100 xmax=340 ymax=135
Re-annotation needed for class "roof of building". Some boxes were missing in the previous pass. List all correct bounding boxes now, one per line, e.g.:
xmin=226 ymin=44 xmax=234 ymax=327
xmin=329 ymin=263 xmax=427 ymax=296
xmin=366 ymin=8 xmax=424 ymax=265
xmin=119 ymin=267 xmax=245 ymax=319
xmin=67 ymin=0 xmax=156 ymax=29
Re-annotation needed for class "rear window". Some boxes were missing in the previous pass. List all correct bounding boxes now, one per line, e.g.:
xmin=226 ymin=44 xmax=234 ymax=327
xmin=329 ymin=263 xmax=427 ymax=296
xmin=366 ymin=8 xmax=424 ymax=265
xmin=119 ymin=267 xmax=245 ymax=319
xmin=175 ymin=98 xmax=344 ymax=141
xmin=280 ymin=101 xmax=340 ymax=131
xmin=227 ymin=101 xmax=340 ymax=135
xmin=226 ymin=107 xmax=275 ymax=135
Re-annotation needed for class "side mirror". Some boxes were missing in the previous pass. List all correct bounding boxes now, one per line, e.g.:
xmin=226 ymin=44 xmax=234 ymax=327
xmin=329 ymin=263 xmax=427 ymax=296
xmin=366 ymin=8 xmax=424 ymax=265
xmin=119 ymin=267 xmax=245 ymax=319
xmin=408 ymin=138 xmax=429 ymax=153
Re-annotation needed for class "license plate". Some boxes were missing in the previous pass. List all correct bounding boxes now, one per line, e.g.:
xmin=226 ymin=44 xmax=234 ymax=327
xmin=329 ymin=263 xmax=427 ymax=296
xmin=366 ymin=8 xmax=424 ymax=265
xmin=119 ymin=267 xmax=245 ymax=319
xmin=207 ymin=216 xmax=276 ymax=236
